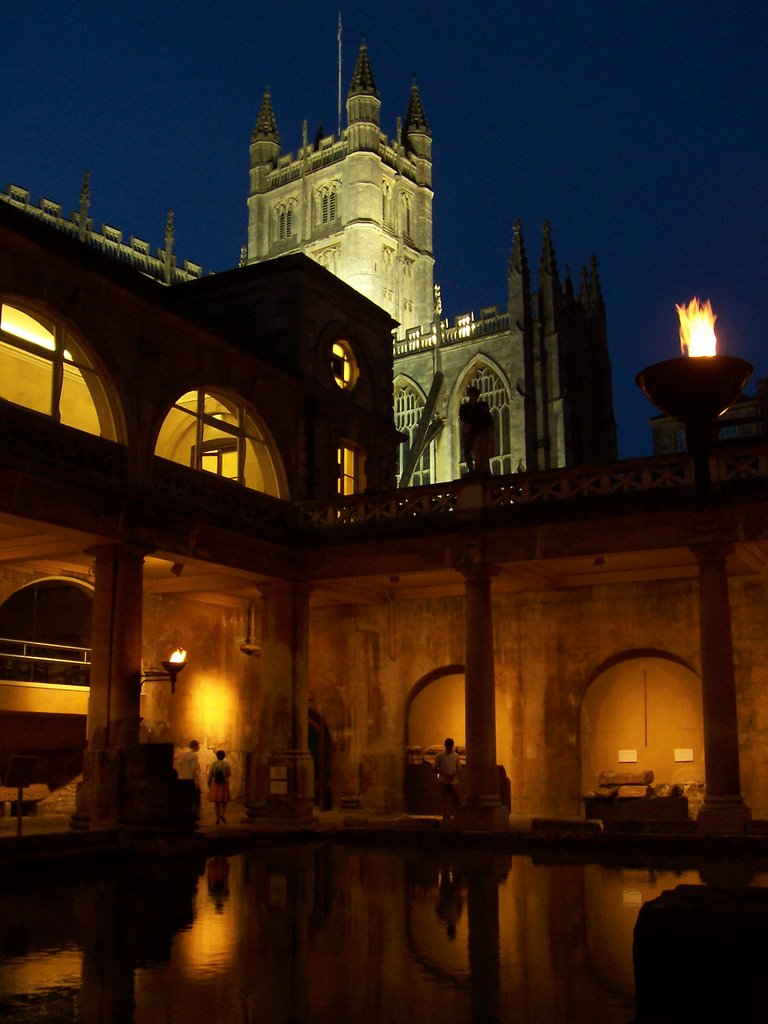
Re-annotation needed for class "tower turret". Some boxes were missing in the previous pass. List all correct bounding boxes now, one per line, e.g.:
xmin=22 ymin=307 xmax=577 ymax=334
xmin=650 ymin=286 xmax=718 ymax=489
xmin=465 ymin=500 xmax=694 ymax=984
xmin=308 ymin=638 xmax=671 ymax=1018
xmin=401 ymin=82 xmax=432 ymax=186
xmin=508 ymin=219 xmax=531 ymax=331
xmin=346 ymin=42 xmax=381 ymax=151
xmin=538 ymin=220 xmax=562 ymax=333
xmin=250 ymin=89 xmax=281 ymax=187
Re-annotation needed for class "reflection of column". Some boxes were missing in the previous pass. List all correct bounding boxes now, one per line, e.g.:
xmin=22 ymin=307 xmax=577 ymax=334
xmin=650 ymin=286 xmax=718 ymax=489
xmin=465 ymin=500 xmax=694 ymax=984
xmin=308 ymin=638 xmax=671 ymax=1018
xmin=466 ymin=856 xmax=501 ymax=1024
xmin=73 ymin=544 xmax=146 ymax=829
xmin=692 ymin=542 xmax=751 ymax=833
xmin=245 ymin=580 xmax=314 ymax=820
xmin=461 ymin=564 xmax=508 ymax=828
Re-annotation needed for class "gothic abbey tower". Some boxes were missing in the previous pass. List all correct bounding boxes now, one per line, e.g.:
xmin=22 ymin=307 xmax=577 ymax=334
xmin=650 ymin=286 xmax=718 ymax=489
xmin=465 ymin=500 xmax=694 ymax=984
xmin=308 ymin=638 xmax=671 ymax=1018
xmin=247 ymin=42 xmax=434 ymax=333
xmin=247 ymin=42 xmax=617 ymax=485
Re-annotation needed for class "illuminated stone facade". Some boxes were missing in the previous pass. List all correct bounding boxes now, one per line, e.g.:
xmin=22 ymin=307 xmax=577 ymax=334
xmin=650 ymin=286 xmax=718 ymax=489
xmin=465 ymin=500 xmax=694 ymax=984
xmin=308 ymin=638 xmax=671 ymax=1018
xmin=246 ymin=43 xmax=617 ymax=485
xmin=2 ymin=147 xmax=768 ymax=830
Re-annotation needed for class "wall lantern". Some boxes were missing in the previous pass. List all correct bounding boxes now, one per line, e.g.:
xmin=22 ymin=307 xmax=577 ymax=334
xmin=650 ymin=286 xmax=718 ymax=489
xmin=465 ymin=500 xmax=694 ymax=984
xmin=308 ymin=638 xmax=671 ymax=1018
xmin=138 ymin=647 xmax=188 ymax=694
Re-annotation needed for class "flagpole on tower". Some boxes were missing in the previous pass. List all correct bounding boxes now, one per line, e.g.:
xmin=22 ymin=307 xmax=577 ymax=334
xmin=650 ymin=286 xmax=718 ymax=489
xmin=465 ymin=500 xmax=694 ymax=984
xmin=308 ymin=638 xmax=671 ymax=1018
xmin=337 ymin=12 xmax=342 ymax=137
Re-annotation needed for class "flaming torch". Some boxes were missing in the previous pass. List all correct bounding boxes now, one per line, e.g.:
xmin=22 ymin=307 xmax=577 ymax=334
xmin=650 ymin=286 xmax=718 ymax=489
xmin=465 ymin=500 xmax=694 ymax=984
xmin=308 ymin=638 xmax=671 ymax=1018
xmin=636 ymin=298 xmax=752 ymax=500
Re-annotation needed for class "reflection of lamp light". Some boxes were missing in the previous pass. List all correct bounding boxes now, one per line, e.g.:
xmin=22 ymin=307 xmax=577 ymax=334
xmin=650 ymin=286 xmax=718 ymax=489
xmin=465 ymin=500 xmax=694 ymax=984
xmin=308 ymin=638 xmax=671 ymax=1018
xmin=138 ymin=647 xmax=188 ymax=694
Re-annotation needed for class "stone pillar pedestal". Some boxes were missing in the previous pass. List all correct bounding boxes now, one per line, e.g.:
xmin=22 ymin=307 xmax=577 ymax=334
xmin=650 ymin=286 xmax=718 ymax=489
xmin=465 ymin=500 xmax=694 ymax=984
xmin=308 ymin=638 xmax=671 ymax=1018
xmin=245 ymin=581 xmax=315 ymax=822
xmin=461 ymin=564 xmax=508 ymax=829
xmin=692 ymin=542 xmax=751 ymax=834
xmin=73 ymin=544 xmax=147 ymax=830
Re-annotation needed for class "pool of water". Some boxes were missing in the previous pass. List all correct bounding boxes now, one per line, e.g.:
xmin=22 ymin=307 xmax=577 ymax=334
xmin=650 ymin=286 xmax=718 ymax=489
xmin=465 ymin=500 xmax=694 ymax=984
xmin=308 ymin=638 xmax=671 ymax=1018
xmin=1 ymin=842 xmax=765 ymax=1023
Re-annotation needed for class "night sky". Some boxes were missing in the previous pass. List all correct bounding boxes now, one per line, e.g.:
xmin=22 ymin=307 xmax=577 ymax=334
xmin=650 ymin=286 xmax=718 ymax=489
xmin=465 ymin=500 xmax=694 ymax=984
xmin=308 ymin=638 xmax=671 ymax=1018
xmin=3 ymin=1 xmax=766 ymax=459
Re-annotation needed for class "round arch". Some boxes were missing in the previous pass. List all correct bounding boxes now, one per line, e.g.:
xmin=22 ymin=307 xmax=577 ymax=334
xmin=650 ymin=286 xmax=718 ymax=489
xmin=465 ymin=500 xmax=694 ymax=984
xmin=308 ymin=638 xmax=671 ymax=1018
xmin=580 ymin=651 xmax=704 ymax=793
xmin=154 ymin=387 xmax=289 ymax=499
xmin=0 ymin=295 xmax=124 ymax=442
xmin=404 ymin=664 xmax=466 ymax=749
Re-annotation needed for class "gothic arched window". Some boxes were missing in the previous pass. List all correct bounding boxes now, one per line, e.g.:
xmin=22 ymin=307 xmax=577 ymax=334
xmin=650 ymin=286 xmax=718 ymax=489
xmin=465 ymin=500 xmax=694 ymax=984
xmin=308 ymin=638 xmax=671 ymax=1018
xmin=319 ymin=186 xmax=338 ymax=225
xmin=401 ymin=194 xmax=412 ymax=239
xmin=382 ymin=181 xmax=391 ymax=225
xmin=155 ymin=390 xmax=283 ymax=496
xmin=462 ymin=366 xmax=514 ymax=475
xmin=276 ymin=203 xmax=294 ymax=241
xmin=0 ymin=301 xmax=117 ymax=439
xmin=394 ymin=382 xmax=432 ymax=486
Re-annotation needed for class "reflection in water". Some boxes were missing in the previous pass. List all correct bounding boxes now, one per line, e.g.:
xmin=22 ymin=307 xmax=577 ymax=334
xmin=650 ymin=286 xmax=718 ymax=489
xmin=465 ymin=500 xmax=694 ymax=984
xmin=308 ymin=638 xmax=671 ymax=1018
xmin=1 ymin=845 xmax=766 ymax=1023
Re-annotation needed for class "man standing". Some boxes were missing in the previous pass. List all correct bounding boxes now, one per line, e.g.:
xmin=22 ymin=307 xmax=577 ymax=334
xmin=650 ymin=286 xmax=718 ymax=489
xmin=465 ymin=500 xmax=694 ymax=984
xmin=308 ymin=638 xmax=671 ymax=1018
xmin=433 ymin=738 xmax=461 ymax=819
xmin=177 ymin=739 xmax=201 ymax=815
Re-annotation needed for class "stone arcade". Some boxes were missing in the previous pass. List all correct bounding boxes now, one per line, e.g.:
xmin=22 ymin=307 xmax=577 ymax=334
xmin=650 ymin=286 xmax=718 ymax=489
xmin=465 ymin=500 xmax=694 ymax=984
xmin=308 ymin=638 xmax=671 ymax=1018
xmin=1 ymin=192 xmax=768 ymax=833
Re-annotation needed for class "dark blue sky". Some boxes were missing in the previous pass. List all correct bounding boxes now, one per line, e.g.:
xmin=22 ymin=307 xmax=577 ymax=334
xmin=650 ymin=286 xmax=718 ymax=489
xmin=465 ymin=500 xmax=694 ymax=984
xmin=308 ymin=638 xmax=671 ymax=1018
xmin=3 ymin=1 xmax=766 ymax=458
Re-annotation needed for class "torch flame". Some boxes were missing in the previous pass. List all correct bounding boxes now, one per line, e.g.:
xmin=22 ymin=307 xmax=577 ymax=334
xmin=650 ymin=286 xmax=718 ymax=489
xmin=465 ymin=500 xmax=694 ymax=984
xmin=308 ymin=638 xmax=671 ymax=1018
xmin=676 ymin=297 xmax=717 ymax=357
xmin=169 ymin=647 xmax=187 ymax=664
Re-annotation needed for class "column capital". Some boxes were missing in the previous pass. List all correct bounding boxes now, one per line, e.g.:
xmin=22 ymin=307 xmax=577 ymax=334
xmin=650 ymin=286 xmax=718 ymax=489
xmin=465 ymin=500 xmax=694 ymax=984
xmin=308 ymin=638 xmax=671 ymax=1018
xmin=85 ymin=541 xmax=153 ymax=563
xmin=257 ymin=578 xmax=313 ymax=600
xmin=690 ymin=541 xmax=734 ymax=566
xmin=456 ymin=559 xmax=499 ymax=582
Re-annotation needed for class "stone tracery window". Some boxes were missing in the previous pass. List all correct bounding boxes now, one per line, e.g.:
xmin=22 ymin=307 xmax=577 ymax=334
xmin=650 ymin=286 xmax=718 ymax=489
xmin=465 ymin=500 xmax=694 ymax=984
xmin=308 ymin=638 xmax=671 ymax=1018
xmin=463 ymin=365 xmax=514 ymax=475
xmin=0 ymin=301 xmax=116 ymax=439
xmin=155 ymin=389 xmax=282 ymax=496
xmin=394 ymin=381 xmax=432 ymax=486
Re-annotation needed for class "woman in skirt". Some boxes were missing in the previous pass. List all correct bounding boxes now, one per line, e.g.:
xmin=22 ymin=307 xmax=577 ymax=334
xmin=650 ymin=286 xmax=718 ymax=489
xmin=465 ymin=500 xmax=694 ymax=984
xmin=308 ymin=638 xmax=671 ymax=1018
xmin=207 ymin=749 xmax=232 ymax=823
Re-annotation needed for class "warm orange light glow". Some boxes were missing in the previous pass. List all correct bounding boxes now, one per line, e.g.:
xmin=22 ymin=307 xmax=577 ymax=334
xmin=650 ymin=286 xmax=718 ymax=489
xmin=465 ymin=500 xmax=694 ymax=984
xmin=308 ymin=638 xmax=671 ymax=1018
xmin=676 ymin=297 xmax=717 ymax=357
xmin=169 ymin=647 xmax=187 ymax=664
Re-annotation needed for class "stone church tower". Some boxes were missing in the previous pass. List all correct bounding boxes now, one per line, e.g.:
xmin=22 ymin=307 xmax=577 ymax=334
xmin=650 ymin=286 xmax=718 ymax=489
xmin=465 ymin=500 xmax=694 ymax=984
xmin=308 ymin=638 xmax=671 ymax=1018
xmin=247 ymin=42 xmax=434 ymax=333
xmin=247 ymin=41 xmax=617 ymax=485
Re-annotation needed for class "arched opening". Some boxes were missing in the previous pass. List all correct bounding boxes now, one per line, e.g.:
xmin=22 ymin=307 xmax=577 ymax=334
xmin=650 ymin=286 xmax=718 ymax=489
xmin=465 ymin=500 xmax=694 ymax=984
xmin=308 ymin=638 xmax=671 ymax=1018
xmin=0 ymin=301 xmax=118 ymax=439
xmin=155 ymin=389 xmax=286 ymax=497
xmin=404 ymin=667 xmax=511 ymax=814
xmin=0 ymin=579 xmax=92 ymax=788
xmin=581 ymin=653 xmax=704 ymax=809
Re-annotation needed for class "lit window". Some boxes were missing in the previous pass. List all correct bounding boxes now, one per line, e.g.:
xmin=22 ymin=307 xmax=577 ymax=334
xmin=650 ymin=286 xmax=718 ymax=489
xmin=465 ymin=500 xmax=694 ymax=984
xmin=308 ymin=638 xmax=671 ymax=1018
xmin=337 ymin=443 xmax=365 ymax=495
xmin=330 ymin=340 xmax=358 ymax=390
xmin=155 ymin=389 xmax=283 ymax=496
xmin=0 ymin=302 xmax=115 ymax=438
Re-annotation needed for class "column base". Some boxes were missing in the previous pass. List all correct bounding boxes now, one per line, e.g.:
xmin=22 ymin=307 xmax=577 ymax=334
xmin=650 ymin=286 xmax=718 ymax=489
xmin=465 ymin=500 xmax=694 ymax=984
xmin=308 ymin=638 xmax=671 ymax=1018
xmin=245 ymin=750 xmax=316 ymax=822
xmin=461 ymin=798 xmax=510 ymax=830
xmin=697 ymin=797 xmax=751 ymax=835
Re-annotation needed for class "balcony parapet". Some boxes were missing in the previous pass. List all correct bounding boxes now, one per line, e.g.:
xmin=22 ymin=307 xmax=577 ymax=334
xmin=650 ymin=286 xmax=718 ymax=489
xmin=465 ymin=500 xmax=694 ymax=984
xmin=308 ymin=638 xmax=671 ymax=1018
xmin=298 ymin=443 xmax=768 ymax=529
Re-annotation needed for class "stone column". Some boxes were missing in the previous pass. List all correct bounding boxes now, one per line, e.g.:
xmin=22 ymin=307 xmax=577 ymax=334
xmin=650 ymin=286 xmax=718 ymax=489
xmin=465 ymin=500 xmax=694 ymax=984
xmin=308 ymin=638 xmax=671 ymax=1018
xmin=72 ymin=543 xmax=146 ymax=829
xmin=245 ymin=580 xmax=314 ymax=820
xmin=692 ymin=542 xmax=751 ymax=833
xmin=461 ymin=564 xmax=508 ymax=828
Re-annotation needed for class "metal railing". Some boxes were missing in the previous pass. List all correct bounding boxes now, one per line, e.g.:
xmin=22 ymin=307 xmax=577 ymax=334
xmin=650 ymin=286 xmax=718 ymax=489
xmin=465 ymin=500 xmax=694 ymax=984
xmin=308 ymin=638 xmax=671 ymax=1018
xmin=0 ymin=638 xmax=91 ymax=686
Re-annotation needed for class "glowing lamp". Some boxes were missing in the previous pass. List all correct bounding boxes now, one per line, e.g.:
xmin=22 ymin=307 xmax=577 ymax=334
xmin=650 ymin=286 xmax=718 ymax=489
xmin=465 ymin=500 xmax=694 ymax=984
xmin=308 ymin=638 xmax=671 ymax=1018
xmin=139 ymin=647 xmax=188 ymax=694
xmin=636 ymin=298 xmax=752 ymax=500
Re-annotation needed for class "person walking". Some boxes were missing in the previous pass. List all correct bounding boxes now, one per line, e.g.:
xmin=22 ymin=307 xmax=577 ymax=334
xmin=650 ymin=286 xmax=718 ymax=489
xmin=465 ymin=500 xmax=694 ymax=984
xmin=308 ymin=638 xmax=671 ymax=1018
xmin=207 ymin=749 xmax=232 ymax=824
